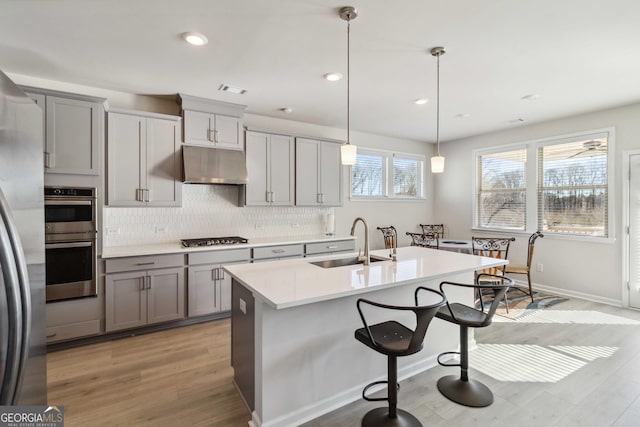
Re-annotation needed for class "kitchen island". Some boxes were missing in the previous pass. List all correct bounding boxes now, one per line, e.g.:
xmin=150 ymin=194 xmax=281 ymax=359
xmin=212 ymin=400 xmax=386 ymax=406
xmin=224 ymin=246 xmax=507 ymax=427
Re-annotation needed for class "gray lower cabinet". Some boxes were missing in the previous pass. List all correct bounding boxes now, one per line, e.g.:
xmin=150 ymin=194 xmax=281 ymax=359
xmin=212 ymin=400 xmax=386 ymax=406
xmin=187 ymin=248 xmax=251 ymax=316
xmin=305 ymin=239 xmax=355 ymax=256
xmin=252 ymin=244 xmax=304 ymax=261
xmin=107 ymin=109 xmax=182 ymax=206
xmin=105 ymin=254 xmax=185 ymax=332
xmin=24 ymin=88 xmax=104 ymax=175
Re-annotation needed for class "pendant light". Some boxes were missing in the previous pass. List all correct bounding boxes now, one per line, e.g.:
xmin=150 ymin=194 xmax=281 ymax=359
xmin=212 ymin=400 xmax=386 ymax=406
xmin=430 ymin=46 xmax=446 ymax=173
xmin=339 ymin=6 xmax=358 ymax=165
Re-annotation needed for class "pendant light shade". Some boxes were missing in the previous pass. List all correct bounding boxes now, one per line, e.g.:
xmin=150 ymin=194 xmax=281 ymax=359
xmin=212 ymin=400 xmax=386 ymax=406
xmin=341 ymin=143 xmax=357 ymax=165
xmin=430 ymin=46 xmax=446 ymax=174
xmin=340 ymin=6 xmax=358 ymax=165
xmin=431 ymin=155 xmax=445 ymax=173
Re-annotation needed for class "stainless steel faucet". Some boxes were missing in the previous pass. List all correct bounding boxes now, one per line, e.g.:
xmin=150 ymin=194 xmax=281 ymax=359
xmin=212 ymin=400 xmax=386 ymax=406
xmin=350 ymin=217 xmax=370 ymax=265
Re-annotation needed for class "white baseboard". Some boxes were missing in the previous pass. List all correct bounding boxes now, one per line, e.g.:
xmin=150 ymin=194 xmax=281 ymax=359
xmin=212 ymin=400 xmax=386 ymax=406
xmin=253 ymin=354 xmax=440 ymax=427
xmin=512 ymin=279 xmax=622 ymax=307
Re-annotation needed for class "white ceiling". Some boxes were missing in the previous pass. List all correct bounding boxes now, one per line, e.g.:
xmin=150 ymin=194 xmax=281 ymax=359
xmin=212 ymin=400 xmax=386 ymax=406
xmin=2 ymin=0 xmax=639 ymax=143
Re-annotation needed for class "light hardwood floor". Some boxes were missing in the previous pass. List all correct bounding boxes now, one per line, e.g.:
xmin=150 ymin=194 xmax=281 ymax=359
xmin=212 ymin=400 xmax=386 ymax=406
xmin=48 ymin=298 xmax=640 ymax=427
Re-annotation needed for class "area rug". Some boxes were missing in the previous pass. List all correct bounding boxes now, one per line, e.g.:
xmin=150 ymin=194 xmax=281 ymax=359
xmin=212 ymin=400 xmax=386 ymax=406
xmin=476 ymin=288 xmax=569 ymax=320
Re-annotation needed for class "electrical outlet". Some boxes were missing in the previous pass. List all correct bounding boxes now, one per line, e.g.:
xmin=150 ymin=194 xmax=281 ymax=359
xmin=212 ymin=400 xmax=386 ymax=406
xmin=536 ymin=263 xmax=543 ymax=272
xmin=239 ymin=298 xmax=246 ymax=314
xmin=106 ymin=227 xmax=120 ymax=235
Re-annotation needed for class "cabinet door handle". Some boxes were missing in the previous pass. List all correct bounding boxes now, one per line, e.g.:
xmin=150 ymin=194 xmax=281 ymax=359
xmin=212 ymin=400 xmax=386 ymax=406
xmin=208 ymin=129 xmax=215 ymax=142
xmin=146 ymin=276 xmax=151 ymax=290
xmin=213 ymin=129 xmax=219 ymax=142
xmin=270 ymin=192 xmax=274 ymax=203
xmin=139 ymin=279 xmax=145 ymax=291
xmin=213 ymin=267 xmax=220 ymax=281
xmin=44 ymin=152 xmax=51 ymax=168
xmin=144 ymin=189 xmax=150 ymax=202
xmin=320 ymin=193 xmax=325 ymax=203
xmin=317 ymin=193 xmax=321 ymax=203
xmin=136 ymin=189 xmax=143 ymax=202
xmin=219 ymin=268 xmax=225 ymax=280
xmin=46 ymin=332 xmax=57 ymax=338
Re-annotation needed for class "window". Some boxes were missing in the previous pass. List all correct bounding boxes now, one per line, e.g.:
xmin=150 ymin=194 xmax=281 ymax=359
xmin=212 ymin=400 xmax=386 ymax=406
xmin=351 ymin=149 xmax=424 ymax=199
xmin=476 ymin=148 xmax=527 ymax=230
xmin=538 ymin=137 xmax=608 ymax=236
xmin=474 ymin=129 xmax=612 ymax=238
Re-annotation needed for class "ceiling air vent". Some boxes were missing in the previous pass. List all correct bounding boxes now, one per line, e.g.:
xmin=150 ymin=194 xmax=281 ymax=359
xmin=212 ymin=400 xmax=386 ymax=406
xmin=218 ymin=84 xmax=247 ymax=95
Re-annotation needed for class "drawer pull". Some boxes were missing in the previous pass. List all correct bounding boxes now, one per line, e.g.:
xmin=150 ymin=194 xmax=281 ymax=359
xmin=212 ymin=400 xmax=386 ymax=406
xmin=136 ymin=262 xmax=155 ymax=266
xmin=272 ymin=249 xmax=286 ymax=253
xmin=46 ymin=332 xmax=57 ymax=338
xmin=327 ymin=245 xmax=338 ymax=249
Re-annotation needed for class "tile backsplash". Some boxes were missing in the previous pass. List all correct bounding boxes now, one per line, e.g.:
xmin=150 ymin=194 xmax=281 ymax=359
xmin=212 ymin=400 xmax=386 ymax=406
xmin=103 ymin=185 xmax=333 ymax=247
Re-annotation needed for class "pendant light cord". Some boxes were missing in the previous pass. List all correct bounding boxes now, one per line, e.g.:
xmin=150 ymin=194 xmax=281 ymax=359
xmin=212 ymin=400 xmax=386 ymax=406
xmin=436 ymin=51 xmax=440 ymax=156
xmin=346 ymin=17 xmax=351 ymax=145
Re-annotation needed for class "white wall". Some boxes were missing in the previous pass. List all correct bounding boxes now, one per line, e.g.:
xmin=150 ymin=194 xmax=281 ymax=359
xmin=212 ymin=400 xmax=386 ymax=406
xmin=435 ymin=102 xmax=640 ymax=305
xmin=10 ymin=73 xmax=436 ymax=250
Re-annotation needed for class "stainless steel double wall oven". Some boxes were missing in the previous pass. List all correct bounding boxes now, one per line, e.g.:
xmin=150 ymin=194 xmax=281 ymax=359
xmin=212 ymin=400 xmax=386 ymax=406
xmin=44 ymin=186 xmax=97 ymax=302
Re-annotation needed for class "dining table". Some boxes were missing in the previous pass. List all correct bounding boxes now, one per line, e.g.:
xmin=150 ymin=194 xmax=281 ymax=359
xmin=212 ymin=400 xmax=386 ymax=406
xmin=438 ymin=239 xmax=473 ymax=254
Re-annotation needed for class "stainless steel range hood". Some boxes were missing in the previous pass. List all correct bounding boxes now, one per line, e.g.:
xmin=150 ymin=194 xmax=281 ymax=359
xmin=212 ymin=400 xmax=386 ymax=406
xmin=182 ymin=145 xmax=248 ymax=185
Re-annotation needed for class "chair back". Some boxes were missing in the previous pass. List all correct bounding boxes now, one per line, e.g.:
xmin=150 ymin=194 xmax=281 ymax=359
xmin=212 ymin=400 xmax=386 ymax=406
xmin=420 ymin=224 xmax=444 ymax=239
xmin=406 ymin=232 xmax=439 ymax=249
xmin=377 ymin=226 xmax=397 ymax=249
xmin=526 ymin=231 xmax=544 ymax=268
xmin=472 ymin=236 xmax=515 ymax=275
xmin=437 ymin=274 xmax=514 ymax=327
xmin=356 ymin=288 xmax=445 ymax=354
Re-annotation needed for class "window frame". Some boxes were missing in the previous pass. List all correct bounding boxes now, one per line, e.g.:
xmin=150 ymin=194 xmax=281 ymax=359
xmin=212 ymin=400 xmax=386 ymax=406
xmin=349 ymin=147 xmax=425 ymax=201
xmin=472 ymin=127 xmax=615 ymax=242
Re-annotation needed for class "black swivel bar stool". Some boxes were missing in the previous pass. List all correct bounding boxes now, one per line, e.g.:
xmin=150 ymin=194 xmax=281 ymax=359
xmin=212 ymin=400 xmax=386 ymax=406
xmin=355 ymin=288 xmax=446 ymax=427
xmin=432 ymin=273 xmax=514 ymax=407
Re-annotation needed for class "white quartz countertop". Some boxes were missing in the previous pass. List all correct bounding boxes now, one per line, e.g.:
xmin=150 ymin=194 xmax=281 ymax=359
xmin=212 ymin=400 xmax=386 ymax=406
xmin=224 ymin=246 xmax=508 ymax=309
xmin=101 ymin=234 xmax=355 ymax=259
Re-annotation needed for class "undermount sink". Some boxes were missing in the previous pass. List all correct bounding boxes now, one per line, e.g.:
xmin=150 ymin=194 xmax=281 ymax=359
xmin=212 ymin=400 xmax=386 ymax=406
xmin=309 ymin=255 xmax=389 ymax=268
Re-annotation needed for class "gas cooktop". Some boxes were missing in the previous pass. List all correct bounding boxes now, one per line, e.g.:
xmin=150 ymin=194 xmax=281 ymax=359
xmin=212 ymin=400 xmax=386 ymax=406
xmin=181 ymin=236 xmax=248 ymax=248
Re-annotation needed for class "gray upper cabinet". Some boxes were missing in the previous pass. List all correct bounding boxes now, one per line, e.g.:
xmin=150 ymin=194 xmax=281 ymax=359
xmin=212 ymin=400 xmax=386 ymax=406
xmin=245 ymin=131 xmax=295 ymax=206
xmin=107 ymin=109 xmax=181 ymax=207
xmin=24 ymin=88 xmax=104 ymax=175
xmin=295 ymin=137 xmax=343 ymax=206
xmin=178 ymin=93 xmax=246 ymax=150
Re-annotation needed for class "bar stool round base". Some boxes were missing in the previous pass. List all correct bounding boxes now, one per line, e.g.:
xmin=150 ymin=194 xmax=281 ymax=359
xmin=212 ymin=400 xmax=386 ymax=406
xmin=437 ymin=375 xmax=494 ymax=407
xmin=362 ymin=407 xmax=423 ymax=427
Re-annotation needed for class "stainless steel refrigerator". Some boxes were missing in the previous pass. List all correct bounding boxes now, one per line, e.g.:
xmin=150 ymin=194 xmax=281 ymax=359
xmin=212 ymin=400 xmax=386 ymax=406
xmin=0 ymin=70 xmax=47 ymax=404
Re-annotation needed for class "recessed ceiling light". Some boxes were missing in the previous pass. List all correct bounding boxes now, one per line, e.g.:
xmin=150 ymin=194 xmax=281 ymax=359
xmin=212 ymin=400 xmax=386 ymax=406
xmin=455 ymin=113 xmax=471 ymax=119
xmin=182 ymin=32 xmax=208 ymax=46
xmin=521 ymin=94 xmax=541 ymax=102
xmin=324 ymin=73 xmax=343 ymax=82
xmin=414 ymin=98 xmax=429 ymax=105
xmin=279 ymin=107 xmax=293 ymax=114
xmin=218 ymin=84 xmax=247 ymax=95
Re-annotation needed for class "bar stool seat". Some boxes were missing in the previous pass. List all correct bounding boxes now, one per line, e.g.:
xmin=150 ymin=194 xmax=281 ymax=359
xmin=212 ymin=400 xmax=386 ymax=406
xmin=354 ymin=288 xmax=446 ymax=427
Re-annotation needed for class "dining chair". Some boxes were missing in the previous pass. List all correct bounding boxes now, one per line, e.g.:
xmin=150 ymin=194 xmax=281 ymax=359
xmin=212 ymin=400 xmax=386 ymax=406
xmin=376 ymin=226 xmax=397 ymax=250
xmin=419 ymin=224 xmax=444 ymax=239
xmin=406 ymin=232 xmax=439 ymax=249
xmin=471 ymin=236 xmax=515 ymax=312
xmin=504 ymin=231 xmax=544 ymax=304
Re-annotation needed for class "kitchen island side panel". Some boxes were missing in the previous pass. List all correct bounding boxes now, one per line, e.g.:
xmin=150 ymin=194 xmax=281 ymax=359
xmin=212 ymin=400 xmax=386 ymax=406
xmin=231 ymin=278 xmax=255 ymax=411
xmin=253 ymin=272 xmax=472 ymax=427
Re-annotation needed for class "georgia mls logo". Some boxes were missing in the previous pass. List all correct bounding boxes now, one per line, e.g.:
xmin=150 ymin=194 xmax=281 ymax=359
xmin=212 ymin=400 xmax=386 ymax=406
xmin=0 ymin=405 xmax=64 ymax=426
